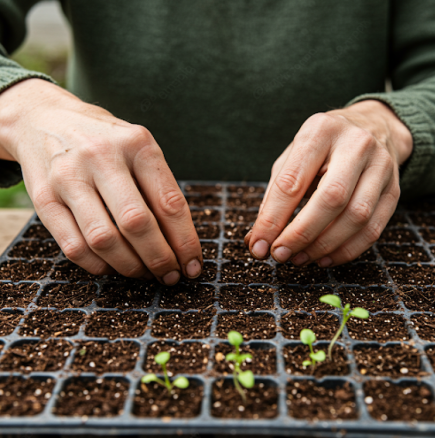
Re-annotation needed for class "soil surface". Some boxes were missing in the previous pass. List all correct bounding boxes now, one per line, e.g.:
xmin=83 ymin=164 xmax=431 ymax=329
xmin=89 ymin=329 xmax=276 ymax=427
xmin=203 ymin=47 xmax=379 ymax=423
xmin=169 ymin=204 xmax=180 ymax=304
xmin=398 ymin=286 xmax=435 ymax=312
xmin=364 ymin=380 xmax=435 ymax=421
xmin=54 ymin=378 xmax=129 ymax=417
xmin=426 ymin=347 xmax=435 ymax=371
xmin=195 ymin=224 xmax=220 ymax=239
xmin=72 ymin=341 xmax=139 ymax=374
xmin=144 ymin=341 xmax=210 ymax=374
xmin=283 ymin=344 xmax=348 ymax=377
xmin=287 ymin=380 xmax=357 ymax=420
xmin=0 ymin=339 xmax=72 ymax=373
xmin=201 ymin=242 xmax=218 ymax=260
xmin=337 ymin=286 xmax=398 ymax=312
xmin=379 ymin=228 xmax=419 ymax=244
xmin=354 ymin=247 xmax=377 ymax=262
xmin=223 ymin=242 xmax=255 ymax=262
xmin=227 ymin=196 xmax=262 ymax=208
xmin=190 ymin=209 xmax=221 ymax=222
xmin=151 ymin=312 xmax=213 ymax=340
xmin=220 ymin=261 xmax=273 ymax=284
xmin=276 ymin=264 xmax=329 ymax=284
xmin=211 ymin=380 xmax=278 ymax=419
xmin=0 ymin=260 xmax=52 ymax=281
xmin=23 ymin=224 xmax=53 ymax=240
xmin=185 ymin=184 xmax=222 ymax=193
xmin=224 ymin=224 xmax=252 ymax=240
xmin=216 ymin=313 xmax=276 ymax=340
xmin=20 ymin=310 xmax=85 ymax=338
xmin=96 ymin=281 xmax=156 ymax=309
xmin=386 ymin=213 xmax=409 ymax=227
xmin=186 ymin=195 xmax=222 ymax=207
xmin=0 ymin=377 xmax=55 ymax=416
xmin=0 ymin=282 xmax=39 ymax=309
xmin=159 ymin=283 xmax=215 ymax=311
xmin=419 ymin=227 xmax=435 ymax=244
xmin=213 ymin=343 xmax=276 ymax=375
xmin=38 ymin=283 xmax=97 ymax=309
xmin=85 ymin=311 xmax=148 ymax=340
xmin=347 ymin=314 xmax=409 ymax=342
xmin=8 ymin=240 xmax=61 ymax=259
xmin=279 ymin=285 xmax=333 ymax=311
xmin=0 ymin=311 xmax=22 ymax=336
xmin=51 ymin=260 xmax=100 ymax=282
xmin=354 ymin=344 xmax=424 ymax=378
xmin=379 ymin=244 xmax=430 ymax=263
xmin=191 ymin=262 xmax=217 ymax=282
xmin=225 ymin=209 xmax=258 ymax=223
xmin=332 ymin=263 xmax=388 ymax=285
xmin=281 ymin=312 xmax=339 ymax=340
xmin=227 ymin=185 xmax=265 ymax=194
xmin=411 ymin=314 xmax=435 ymax=341
xmin=133 ymin=380 xmax=203 ymax=418
xmin=387 ymin=264 xmax=435 ymax=286
xmin=219 ymin=285 xmax=275 ymax=311
xmin=410 ymin=213 xmax=435 ymax=228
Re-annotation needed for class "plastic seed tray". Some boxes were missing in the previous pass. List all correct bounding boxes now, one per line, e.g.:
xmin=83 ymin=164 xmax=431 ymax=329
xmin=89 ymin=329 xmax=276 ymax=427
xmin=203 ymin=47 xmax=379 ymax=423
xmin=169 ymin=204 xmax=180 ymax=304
xmin=0 ymin=181 xmax=435 ymax=437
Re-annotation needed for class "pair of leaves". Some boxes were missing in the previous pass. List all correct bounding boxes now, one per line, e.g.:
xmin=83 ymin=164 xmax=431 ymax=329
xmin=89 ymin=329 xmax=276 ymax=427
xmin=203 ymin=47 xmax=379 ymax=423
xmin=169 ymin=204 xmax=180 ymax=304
xmin=302 ymin=350 xmax=325 ymax=367
xmin=228 ymin=331 xmax=244 ymax=347
xmin=225 ymin=352 xmax=252 ymax=364
xmin=320 ymin=294 xmax=369 ymax=319
xmin=141 ymin=373 xmax=189 ymax=389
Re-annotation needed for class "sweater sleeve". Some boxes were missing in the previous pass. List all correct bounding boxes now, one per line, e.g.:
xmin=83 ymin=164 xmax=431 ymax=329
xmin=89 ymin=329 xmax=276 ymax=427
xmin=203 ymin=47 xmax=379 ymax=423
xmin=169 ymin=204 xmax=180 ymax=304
xmin=346 ymin=0 xmax=435 ymax=200
xmin=0 ymin=0 xmax=55 ymax=188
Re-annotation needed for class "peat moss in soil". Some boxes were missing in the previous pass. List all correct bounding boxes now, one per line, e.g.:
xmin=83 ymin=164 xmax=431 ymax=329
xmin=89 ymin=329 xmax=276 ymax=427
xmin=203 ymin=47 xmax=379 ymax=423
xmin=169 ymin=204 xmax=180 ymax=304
xmin=227 ymin=185 xmax=265 ymax=194
xmin=411 ymin=314 xmax=435 ymax=341
xmin=144 ymin=341 xmax=210 ymax=374
xmin=224 ymin=223 xmax=252 ymax=240
xmin=72 ymin=341 xmax=139 ymax=374
xmin=0 ymin=311 xmax=22 ymax=336
xmin=0 ymin=339 xmax=72 ymax=373
xmin=347 ymin=314 xmax=410 ymax=342
xmin=425 ymin=347 xmax=435 ymax=371
xmin=96 ymin=281 xmax=156 ymax=309
xmin=191 ymin=262 xmax=217 ymax=282
xmin=387 ymin=264 xmax=435 ymax=286
xmin=281 ymin=312 xmax=339 ymax=340
xmin=185 ymin=184 xmax=222 ymax=194
xmin=354 ymin=247 xmax=377 ymax=262
xmin=151 ymin=312 xmax=213 ymax=340
xmin=419 ymin=227 xmax=435 ymax=244
xmin=379 ymin=244 xmax=430 ymax=263
xmin=0 ymin=282 xmax=39 ymax=309
xmin=190 ymin=209 xmax=221 ymax=222
xmin=283 ymin=344 xmax=348 ymax=377
xmin=398 ymin=286 xmax=435 ymax=312
xmin=276 ymin=264 xmax=329 ymax=285
xmin=220 ymin=261 xmax=273 ymax=284
xmin=223 ymin=242 xmax=255 ymax=262
xmin=225 ymin=209 xmax=258 ymax=223
xmin=227 ymin=196 xmax=262 ymax=208
xmin=159 ymin=283 xmax=215 ymax=311
xmin=0 ymin=260 xmax=52 ymax=282
xmin=216 ymin=313 xmax=276 ymax=340
xmin=219 ymin=285 xmax=275 ymax=311
xmin=195 ymin=224 xmax=220 ymax=239
xmin=133 ymin=380 xmax=203 ymax=418
xmin=22 ymin=224 xmax=53 ymax=240
xmin=279 ymin=285 xmax=333 ymax=311
xmin=410 ymin=213 xmax=435 ymax=228
xmin=186 ymin=194 xmax=222 ymax=207
xmin=364 ymin=380 xmax=435 ymax=421
xmin=85 ymin=311 xmax=148 ymax=340
xmin=332 ymin=263 xmax=388 ymax=286
xmin=54 ymin=378 xmax=129 ymax=417
xmin=0 ymin=377 xmax=55 ymax=416
xmin=379 ymin=228 xmax=419 ymax=244
xmin=337 ymin=286 xmax=399 ymax=312
xmin=287 ymin=380 xmax=357 ymax=420
xmin=8 ymin=240 xmax=60 ymax=259
xmin=20 ymin=310 xmax=85 ymax=338
xmin=211 ymin=380 xmax=278 ymax=419
xmin=52 ymin=260 xmax=100 ymax=282
xmin=387 ymin=212 xmax=409 ymax=227
xmin=201 ymin=242 xmax=218 ymax=260
xmin=38 ymin=283 xmax=97 ymax=309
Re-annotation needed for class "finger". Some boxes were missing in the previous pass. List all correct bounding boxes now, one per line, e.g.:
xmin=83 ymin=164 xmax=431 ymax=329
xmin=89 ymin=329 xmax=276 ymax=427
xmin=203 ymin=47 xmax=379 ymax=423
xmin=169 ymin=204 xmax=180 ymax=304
xmin=62 ymin=182 xmax=153 ymax=279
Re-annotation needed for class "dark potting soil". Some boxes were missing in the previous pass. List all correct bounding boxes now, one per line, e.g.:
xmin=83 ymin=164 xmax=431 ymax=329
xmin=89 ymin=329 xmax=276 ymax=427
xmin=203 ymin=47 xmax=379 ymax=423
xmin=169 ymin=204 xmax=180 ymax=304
xmin=20 ymin=310 xmax=85 ymax=338
xmin=220 ymin=261 xmax=273 ymax=284
xmin=364 ymin=380 xmax=435 ymax=422
xmin=283 ymin=344 xmax=348 ymax=377
xmin=144 ymin=341 xmax=210 ymax=374
xmin=38 ymin=283 xmax=97 ymax=309
xmin=226 ymin=196 xmax=262 ymax=208
xmin=410 ymin=213 xmax=435 ymax=228
xmin=419 ymin=227 xmax=435 ymax=244
xmin=0 ymin=260 xmax=52 ymax=282
xmin=159 ymin=283 xmax=215 ymax=311
xmin=211 ymin=380 xmax=278 ymax=419
xmin=151 ymin=312 xmax=213 ymax=340
xmin=52 ymin=260 xmax=100 ymax=282
xmin=22 ymin=224 xmax=53 ymax=240
xmin=53 ymin=378 xmax=129 ymax=417
xmin=354 ymin=344 xmax=424 ymax=378
xmin=185 ymin=184 xmax=222 ymax=194
xmin=0 ymin=339 xmax=72 ymax=373
xmin=332 ymin=264 xmax=388 ymax=286
xmin=224 ymin=223 xmax=252 ymax=240
xmin=225 ymin=209 xmax=258 ymax=223
xmin=0 ymin=282 xmax=39 ymax=309
xmin=186 ymin=195 xmax=222 ymax=207
xmin=0 ymin=311 xmax=22 ymax=336
xmin=218 ymin=285 xmax=275 ymax=311
xmin=191 ymin=262 xmax=217 ymax=282
xmin=354 ymin=247 xmax=377 ymax=262
xmin=279 ymin=285 xmax=333 ymax=311
xmin=398 ymin=286 xmax=435 ymax=312
xmin=227 ymin=185 xmax=265 ymax=194
xmin=8 ymin=240 xmax=61 ymax=259
xmin=96 ymin=281 xmax=156 ymax=309
xmin=281 ymin=312 xmax=339 ymax=340
xmin=216 ymin=313 xmax=276 ymax=340
xmin=386 ymin=213 xmax=409 ymax=227
xmin=133 ymin=380 xmax=203 ymax=418
xmin=379 ymin=228 xmax=419 ymax=244
xmin=85 ymin=311 xmax=148 ymax=340
xmin=378 ymin=244 xmax=430 ymax=263
xmin=347 ymin=314 xmax=410 ymax=342
xmin=223 ymin=242 xmax=255 ymax=262
xmin=195 ymin=224 xmax=220 ymax=239
xmin=426 ymin=347 xmax=435 ymax=371
xmin=72 ymin=341 xmax=139 ymax=374
xmin=190 ymin=209 xmax=221 ymax=222
xmin=201 ymin=242 xmax=218 ymax=260
xmin=276 ymin=264 xmax=329 ymax=285
xmin=213 ymin=343 xmax=276 ymax=375
xmin=411 ymin=314 xmax=435 ymax=341
xmin=287 ymin=380 xmax=357 ymax=420
xmin=387 ymin=264 xmax=435 ymax=286
xmin=337 ymin=286 xmax=399 ymax=312
xmin=0 ymin=377 xmax=55 ymax=416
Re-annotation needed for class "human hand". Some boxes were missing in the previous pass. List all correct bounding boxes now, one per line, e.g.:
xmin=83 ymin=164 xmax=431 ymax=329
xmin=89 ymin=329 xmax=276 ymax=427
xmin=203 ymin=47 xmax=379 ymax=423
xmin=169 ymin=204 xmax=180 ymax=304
xmin=245 ymin=100 xmax=413 ymax=267
xmin=0 ymin=79 xmax=202 ymax=284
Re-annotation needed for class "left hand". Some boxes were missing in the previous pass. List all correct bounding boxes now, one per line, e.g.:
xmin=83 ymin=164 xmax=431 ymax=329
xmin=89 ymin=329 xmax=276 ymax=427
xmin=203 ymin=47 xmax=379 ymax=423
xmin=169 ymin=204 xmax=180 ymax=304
xmin=245 ymin=100 xmax=413 ymax=268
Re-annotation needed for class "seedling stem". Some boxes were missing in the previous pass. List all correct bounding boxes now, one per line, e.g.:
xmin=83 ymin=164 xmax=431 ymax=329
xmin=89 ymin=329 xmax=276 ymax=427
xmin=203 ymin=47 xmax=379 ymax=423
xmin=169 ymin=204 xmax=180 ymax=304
xmin=300 ymin=329 xmax=325 ymax=372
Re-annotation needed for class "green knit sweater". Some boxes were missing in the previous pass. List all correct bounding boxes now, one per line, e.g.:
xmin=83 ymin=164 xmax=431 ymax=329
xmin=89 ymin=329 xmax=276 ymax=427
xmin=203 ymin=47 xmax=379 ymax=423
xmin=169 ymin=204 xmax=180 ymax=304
xmin=1 ymin=0 xmax=435 ymax=200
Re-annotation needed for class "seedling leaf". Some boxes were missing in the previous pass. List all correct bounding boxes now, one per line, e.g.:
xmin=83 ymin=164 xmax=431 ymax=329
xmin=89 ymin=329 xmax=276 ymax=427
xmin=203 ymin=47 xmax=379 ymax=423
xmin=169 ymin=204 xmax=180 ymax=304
xmin=302 ymin=360 xmax=312 ymax=367
xmin=319 ymin=294 xmax=342 ymax=308
xmin=225 ymin=352 xmax=237 ymax=362
xmin=173 ymin=376 xmax=190 ymax=389
xmin=350 ymin=307 xmax=369 ymax=319
xmin=155 ymin=351 xmax=170 ymax=365
xmin=238 ymin=370 xmax=255 ymax=388
xmin=228 ymin=331 xmax=244 ymax=346
xmin=141 ymin=373 xmax=158 ymax=384
xmin=300 ymin=328 xmax=316 ymax=345
xmin=310 ymin=350 xmax=326 ymax=362
xmin=238 ymin=353 xmax=253 ymax=363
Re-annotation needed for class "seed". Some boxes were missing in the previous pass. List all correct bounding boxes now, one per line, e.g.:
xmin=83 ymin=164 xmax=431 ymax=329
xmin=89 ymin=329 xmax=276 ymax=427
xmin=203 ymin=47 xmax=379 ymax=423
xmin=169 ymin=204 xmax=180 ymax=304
xmin=364 ymin=396 xmax=373 ymax=405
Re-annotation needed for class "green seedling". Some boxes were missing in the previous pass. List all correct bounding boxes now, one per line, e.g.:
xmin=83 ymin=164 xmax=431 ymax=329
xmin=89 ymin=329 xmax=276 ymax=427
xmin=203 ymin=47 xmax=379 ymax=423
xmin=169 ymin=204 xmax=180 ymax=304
xmin=300 ymin=329 xmax=325 ymax=372
xmin=141 ymin=351 xmax=189 ymax=394
xmin=319 ymin=294 xmax=369 ymax=359
xmin=226 ymin=331 xmax=255 ymax=402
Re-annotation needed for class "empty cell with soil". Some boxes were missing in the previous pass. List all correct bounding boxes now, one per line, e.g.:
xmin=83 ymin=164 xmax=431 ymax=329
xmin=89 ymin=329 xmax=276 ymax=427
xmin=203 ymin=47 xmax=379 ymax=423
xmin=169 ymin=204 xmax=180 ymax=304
xmin=220 ymin=261 xmax=273 ymax=284
xmin=159 ymin=283 xmax=215 ymax=311
xmin=281 ymin=312 xmax=339 ymax=340
xmin=276 ymin=264 xmax=329 ymax=284
xmin=0 ymin=283 xmax=39 ymax=309
xmin=337 ymin=286 xmax=399 ymax=312
xmin=332 ymin=264 xmax=388 ymax=286
xmin=219 ymin=285 xmax=275 ymax=311
xmin=279 ymin=285 xmax=333 ymax=311
xmin=347 ymin=314 xmax=410 ymax=342
xmin=85 ymin=311 xmax=148 ymax=339
xmin=216 ymin=313 xmax=276 ymax=340
xmin=0 ymin=260 xmax=52 ymax=282
xmin=38 ymin=283 xmax=97 ymax=309
xmin=96 ymin=281 xmax=156 ymax=309
xmin=151 ymin=312 xmax=213 ymax=340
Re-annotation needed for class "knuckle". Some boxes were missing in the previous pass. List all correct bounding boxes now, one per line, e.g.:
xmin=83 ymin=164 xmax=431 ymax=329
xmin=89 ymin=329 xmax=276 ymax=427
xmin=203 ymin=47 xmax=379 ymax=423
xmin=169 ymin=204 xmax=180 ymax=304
xmin=355 ymin=129 xmax=375 ymax=150
xmin=339 ymin=245 xmax=357 ymax=264
xmin=32 ymin=186 xmax=56 ymax=211
xmin=255 ymin=214 xmax=282 ymax=234
xmin=291 ymin=226 xmax=312 ymax=246
xmin=321 ymin=179 xmax=349 ymax=210
xmin=86 ymin=225 xmax=118 ymax=251
xmin=313 ymin=238 xmax=334 ymax=256
xmin=82 ymin=140 xmax=111 ymax=162
xmin=364 ymin=222 xmax=382 ymax=245
xmin=128 ymin=125 xmax=153 ymax=145
xmin=347 ymin=199 xmax=373 ymax=227
xmin=118 ymin=207 xmax=152 ymax=235
xmin=178 ymin=233 xmax=200 ymax=252
xmin=122 ymin=264 xmax=146 ymax=278
xmin=159 ymin=189 xmax=188 ymax=217
xmin=147 ymin=253 xmax=174 ymax=272
xmin=61 ymin=239 xmax=88 ymax=262
xmin=275 ymin=170 xmax=304 ymax=198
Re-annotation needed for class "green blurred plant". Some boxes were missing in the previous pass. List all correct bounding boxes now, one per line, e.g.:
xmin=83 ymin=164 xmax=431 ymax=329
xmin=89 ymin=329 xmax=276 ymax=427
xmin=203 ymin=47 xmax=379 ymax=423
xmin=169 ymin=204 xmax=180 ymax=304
xmin=300 ymin=328 xmax=325 ymax=372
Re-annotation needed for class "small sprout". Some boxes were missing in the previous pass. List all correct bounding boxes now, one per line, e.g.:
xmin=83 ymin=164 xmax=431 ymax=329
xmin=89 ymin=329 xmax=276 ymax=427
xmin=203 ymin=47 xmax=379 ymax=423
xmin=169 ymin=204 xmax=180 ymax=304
xmin=141 ymin=351 xmax=189 ymax=394
xmin=320 ymin=294 xmax=369 ymax=359
xmin=226 ymin=330 xmax=254 ymax=402
xmin=300 ymin=329 xmax=325 ymax=372
xmin=79 ymin=349 xmax=86 ymax=356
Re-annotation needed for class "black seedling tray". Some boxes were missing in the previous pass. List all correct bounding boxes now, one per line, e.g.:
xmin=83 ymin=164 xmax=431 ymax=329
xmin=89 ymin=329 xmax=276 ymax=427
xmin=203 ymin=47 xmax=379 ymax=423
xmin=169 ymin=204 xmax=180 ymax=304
xmin=1 ymin=181 xmax=435 ymax=437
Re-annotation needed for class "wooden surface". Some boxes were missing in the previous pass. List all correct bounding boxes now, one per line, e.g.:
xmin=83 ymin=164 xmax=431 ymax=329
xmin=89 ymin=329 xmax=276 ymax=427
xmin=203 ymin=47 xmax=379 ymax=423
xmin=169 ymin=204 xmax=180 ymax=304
xmin=0 ymin=209 xmax=35 ymax=254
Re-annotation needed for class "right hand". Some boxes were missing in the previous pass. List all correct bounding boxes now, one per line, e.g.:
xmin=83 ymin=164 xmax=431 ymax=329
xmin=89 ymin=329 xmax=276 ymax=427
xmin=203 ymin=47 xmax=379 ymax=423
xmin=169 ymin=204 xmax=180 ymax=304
xmin=0 ymin=79 xmax=202 ymax=285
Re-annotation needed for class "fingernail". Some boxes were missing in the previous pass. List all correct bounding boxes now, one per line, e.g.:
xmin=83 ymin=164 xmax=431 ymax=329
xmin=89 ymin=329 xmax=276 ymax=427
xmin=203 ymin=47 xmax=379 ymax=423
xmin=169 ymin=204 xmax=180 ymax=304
xmin=273 ymin=246 xmax=292 ymax=263
xmin=252 ymin=240 xmax=269 ymax=259
xmin=318 ymin=257 xmax=333 ymax=268
xmin=292 ymin=251 xmax=309 ymax=266
xmin=163 ymin=270 xmax=180 ymax=286
xmin=186 ymin=259 xmax=202 ymax=278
